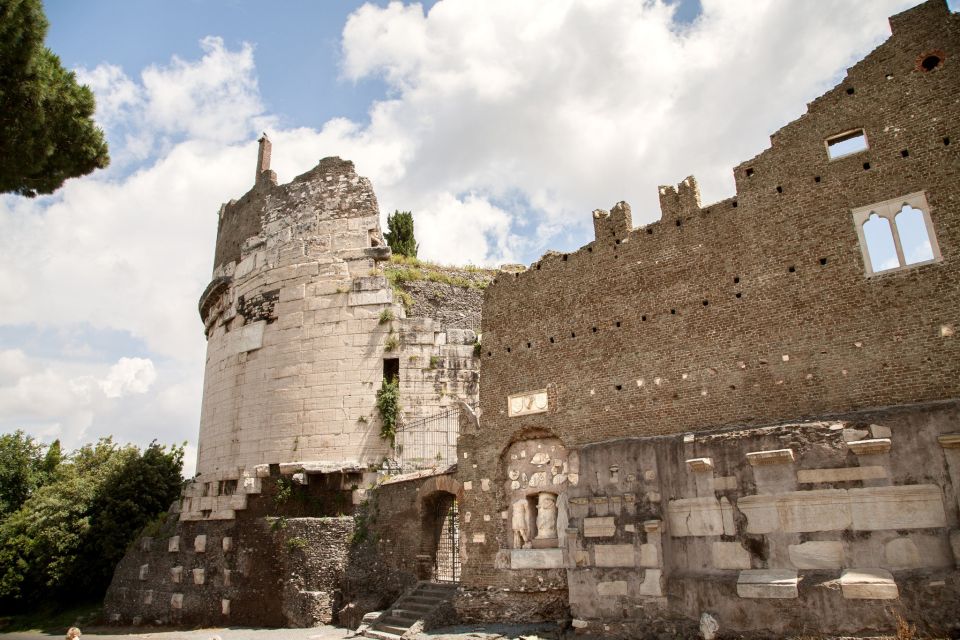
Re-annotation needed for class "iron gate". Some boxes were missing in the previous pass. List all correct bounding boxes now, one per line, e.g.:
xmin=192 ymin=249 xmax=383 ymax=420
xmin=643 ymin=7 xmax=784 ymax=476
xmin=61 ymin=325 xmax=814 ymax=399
xmin=394 ymin=406 xmax=461 ymax=471
xmin=434 ymin=494 xmax=460 ymax=583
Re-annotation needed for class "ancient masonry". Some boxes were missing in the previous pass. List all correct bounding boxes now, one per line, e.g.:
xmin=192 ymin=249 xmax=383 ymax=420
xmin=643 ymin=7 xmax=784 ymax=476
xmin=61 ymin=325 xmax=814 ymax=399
xmin=107 ymin=1 xmax=959 ymax=637
xmin=455 ymin=2 xmax=960 ymax=637
xmin=104 ymin=136 xmax=483 ymax=624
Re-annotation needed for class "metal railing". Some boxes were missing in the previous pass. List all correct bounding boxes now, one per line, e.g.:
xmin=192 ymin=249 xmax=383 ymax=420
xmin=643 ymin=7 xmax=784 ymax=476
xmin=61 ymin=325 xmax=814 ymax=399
xmin=394 ymin=406 xmax=461 ymax=471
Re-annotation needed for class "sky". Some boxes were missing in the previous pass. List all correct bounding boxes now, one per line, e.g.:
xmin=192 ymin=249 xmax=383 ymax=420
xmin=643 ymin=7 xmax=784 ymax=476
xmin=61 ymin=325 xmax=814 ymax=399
xmin=0 ymin=0 xmax=948 ymax=476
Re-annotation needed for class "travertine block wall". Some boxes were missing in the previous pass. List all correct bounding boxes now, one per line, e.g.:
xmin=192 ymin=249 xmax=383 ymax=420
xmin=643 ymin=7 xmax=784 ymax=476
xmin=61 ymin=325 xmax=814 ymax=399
xmin=195 ymin=151 xmax=479 ymax=482
xmin=459 ymin=1 xmax=960 ymax=636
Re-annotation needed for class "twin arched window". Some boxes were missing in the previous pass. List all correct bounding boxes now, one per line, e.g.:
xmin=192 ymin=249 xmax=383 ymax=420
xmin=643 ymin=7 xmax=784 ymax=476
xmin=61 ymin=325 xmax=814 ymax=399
xmin=852 ymin=192 xmax=940 ymax=276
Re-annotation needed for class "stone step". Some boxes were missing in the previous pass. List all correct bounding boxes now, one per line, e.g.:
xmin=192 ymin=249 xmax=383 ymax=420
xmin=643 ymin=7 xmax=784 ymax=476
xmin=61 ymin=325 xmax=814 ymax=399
xmin=399 ymin=595 xmax=444 ymax=606
xmin=373 ymin=623 xmax=410 ymax=636
xmin=381 ymin=614 xmax=418 ymax=627
xmin=363 ymin=630 xmax=402 ymax=640
xmin=391 ymin=606 xmax=428 ymax=617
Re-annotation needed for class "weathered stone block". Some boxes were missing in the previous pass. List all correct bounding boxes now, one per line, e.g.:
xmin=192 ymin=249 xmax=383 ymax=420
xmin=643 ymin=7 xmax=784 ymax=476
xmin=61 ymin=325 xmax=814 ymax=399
xmin=639 ymin=569 xmax=664 ymax=597
xmin=712 ymin=542 xmax=751 ymax=569
xmin=171 ymin=593 xmax=183 ymax=609
xmin=168 ymin=535 xmax=180 ymax=552
xmin=596 ymin=580 xmax=628 ymax=597
xmin=194 ymin=534 xmax=207 ymax=553
xmin=138 ymin=564 xmax=149 ymax=580
xmin=840 ymin=569 xmax=898 ymax=599
xmin=583 ymin=516 xmax=616 ymax=538
xmin=746 ymin=449 xmax=795 ymax=466
xmin=736 ymin=570 xmax=798 ymax=599
xmin=788 ymin=541 xmax=844 ymax=569
xmin=193 ymin=568 xmax=205 ymax=585
xmin=511 ymin=548 xmax=564 ymax=569
xmin=667 ymin=497 xmax=723 ymax=536
xmin=847 ymin=438 xmax=892 ymax=455
xmin=738 ymin=490 xmax=850 ymax=534
xmin=797 ymin=466 xmax=886 ymax=484
xmin=848 ymin=485 xmax=946 ymax=530
xmin=884 ymin=538 xmax=921 ymax=569
xmin=594 ymin=544 xmax=635 ymax=567
xmin=171 ymin=566 xmax=183 ymax=583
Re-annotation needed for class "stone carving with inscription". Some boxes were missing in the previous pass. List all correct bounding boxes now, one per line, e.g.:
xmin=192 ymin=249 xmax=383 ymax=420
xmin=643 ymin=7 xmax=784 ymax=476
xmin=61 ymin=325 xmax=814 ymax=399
xmin=512 ymin=499 xmax=532 ymax=548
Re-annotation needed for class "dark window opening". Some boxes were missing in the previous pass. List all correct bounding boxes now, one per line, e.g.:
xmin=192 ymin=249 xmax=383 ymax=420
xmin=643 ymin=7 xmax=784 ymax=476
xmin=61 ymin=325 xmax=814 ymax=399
xmin=647 ymin=228 xmax=653 ymax=235
xmin=592 ymin=327 xmax=598 ymax=333
xmin=506 ymin=347 xmax=511 ymax=353
xmin=814 ymin=175 xmax=821 ymax=183
xmin=615 ymin=321 xmax=621 ymax=328
xmin=921 ymin=54 xmax=943 ymax=71
xmin=776 ymin=186 xmax=783 ymax=194
xmin=571 ymin=332 xmax=576 ymax=338
xmin=615 ymin=384 xmax=623 ymax=391
xmin=732 ymin=200 xmax=738 ymax=208
xmin=702 ymin=300 xmax=709 ymax=306
xmin=745 ymin=168 xmax=754 ymax=178
xmin=819 ymin=257 xmax=828 ymax=265
xmin=615 ymin=239 xmax=621 ymax=245
xmin=733 ymin=276 xmax=740 ymax=284
xmin=562 ymin=255 xmax=568 ymax=261
xmin=735 ymin=292 xmax=742 ymax=298
xmin=788 ymin=265 xmax=796 ymax=273
xmin=549 ymin=337 xmax=555 ymax=343
xmin=846 ymin=87 xmax=855 ymax=95
xmin=526 ymin=342 xmax=532 ymax=348
xmin=901 ymin=149 xmax=909 ymax=158
xmin=863 ymin=162 xmax=871 ymax=170
xmin=944 ymin=137 xmax=951 ymax=146
xmin=641 ymin=315 xmax=647 ymax=322
xmin=670 ymin=309 xmax=676 ymax=315
xmin=383 ymin=358 xmax=400 ymax=383
xmin=676 ymin=219 xmax=682 ymax=227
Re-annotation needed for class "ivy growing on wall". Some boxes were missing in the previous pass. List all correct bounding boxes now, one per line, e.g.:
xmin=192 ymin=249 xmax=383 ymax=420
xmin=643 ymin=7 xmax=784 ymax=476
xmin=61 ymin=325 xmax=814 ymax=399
xmin=376 ymin=378 xmax=400 ymax=445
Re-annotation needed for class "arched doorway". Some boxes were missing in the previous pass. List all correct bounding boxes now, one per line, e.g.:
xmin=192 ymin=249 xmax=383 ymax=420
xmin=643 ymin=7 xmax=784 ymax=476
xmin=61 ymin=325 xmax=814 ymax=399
xmin=432 ymin=493 xmax=460 ymax=582
xmin=418 ymin=474 xmax=462 ymax=583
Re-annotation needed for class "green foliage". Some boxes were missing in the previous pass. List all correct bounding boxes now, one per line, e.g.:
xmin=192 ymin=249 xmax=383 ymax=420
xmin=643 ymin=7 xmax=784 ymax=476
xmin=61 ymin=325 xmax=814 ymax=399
xmin=350 ymin=509 xmax=370 ymax=545
xmin=0 ymin=0 xmax=109 ymax=197
xmin=285 ymin=536 xmax=308 ymax=552
xmin=378 ymin=309 xmax=394 ymax=324
xmin=384 ymin=333 xmax=399 ymax=352
xmin=376 ymin=377 xmax=401 ymax=444
xmin=384 ymin=210 xmax=418 ymax=258
xmin=274 ymin=477 xmax=292 ymax=506
xmin=0 ymin=431 xmax=57 ymax=517
xmin=428 ymin=355 xmax=440 ymax=370
xmin=0 ymin=438 xmax=183 ymax=611
xmin=270 ymin=516 xmax=288 ymax=532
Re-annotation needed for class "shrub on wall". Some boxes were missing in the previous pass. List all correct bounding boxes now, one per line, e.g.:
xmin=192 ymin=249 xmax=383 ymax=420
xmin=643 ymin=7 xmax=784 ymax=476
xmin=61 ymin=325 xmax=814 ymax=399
xmin=376 ymin=378 xmax=401 ymax=445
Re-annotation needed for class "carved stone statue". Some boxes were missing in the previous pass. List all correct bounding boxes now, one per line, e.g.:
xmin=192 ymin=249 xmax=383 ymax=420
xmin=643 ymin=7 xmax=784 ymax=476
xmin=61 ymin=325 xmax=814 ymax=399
xmin=535 ymin=492 xmax=557 ymax=539
xmin=511 ymin=499 xmax=531 ymax=548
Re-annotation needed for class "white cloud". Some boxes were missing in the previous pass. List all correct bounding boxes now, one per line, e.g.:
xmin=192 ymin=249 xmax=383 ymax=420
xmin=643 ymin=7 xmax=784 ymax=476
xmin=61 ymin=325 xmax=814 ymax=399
xmin=100 ymin=357 xmax=157 ymax=398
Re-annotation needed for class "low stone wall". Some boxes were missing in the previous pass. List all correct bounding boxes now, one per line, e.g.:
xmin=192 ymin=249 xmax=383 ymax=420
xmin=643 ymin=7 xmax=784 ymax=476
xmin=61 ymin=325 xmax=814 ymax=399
xmin=104 ymin=496 xmax=354 ymax=627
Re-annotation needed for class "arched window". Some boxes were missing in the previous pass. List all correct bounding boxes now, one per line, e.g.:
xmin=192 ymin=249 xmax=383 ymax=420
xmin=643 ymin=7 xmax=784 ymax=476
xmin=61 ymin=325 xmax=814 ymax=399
xmin=862 ymin=214 xmax=898 ymax=273
xmin=895 ymin=205 xmax=935 ymax=265
xmin=852 ymin=192 xmax=940 ymax=276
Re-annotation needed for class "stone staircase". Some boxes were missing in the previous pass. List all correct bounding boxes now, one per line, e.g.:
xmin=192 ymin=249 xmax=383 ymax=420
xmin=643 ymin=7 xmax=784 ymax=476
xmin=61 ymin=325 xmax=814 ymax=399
xmin=363 ymin=581 xmax=457 ymax=639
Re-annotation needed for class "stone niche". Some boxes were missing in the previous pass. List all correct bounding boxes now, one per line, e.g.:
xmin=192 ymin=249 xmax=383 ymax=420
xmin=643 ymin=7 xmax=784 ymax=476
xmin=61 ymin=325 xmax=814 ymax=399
xmin=504 ymin=437 xmax=570 ymax=568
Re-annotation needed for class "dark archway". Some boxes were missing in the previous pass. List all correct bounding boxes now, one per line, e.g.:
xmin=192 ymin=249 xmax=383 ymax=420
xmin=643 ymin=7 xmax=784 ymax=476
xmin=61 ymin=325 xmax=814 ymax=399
xmin=419 ymin=488 xmax=460 ymax=583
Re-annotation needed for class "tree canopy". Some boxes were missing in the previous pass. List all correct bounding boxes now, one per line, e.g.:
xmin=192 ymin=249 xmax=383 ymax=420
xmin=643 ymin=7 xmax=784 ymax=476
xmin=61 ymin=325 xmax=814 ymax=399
xmin=0 ymin=0 xmax=109 ymax=197
xmin=0 ymin=436 xmax=183 ymax=610
xmin=385 ymin=210 xmax=418 ymax=258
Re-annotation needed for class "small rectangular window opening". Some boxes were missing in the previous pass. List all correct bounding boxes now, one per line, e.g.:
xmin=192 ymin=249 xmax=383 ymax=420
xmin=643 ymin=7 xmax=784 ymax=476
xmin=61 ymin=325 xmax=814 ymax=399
xmin=826 ymin=129 xmax=868 ymax=160
xmin=383 ymin=358 xmax=400 ymax=383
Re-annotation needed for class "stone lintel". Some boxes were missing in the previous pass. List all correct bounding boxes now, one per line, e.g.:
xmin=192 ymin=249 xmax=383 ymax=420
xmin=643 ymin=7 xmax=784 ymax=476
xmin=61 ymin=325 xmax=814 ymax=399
xmin=847 ymin=438 xmax=892 ymax=455
xmin=643 ymin=519 xmax=662 ymax=533
xmin=746 ymin=449 xmax=795 ymax=466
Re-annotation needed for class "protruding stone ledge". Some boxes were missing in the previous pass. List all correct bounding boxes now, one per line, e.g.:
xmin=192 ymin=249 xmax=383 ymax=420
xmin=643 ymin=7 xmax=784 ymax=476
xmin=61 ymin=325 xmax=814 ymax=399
xmin=643 ymin=519 xmax=662 ymax=533
xmin=584 ymin=516 xmax=616 ymax=538
xmin=840 ymin=569 xmax=898 ymax=599
xmin=736 ymin=569 xmax=798 ymax=598
xmin=938 ymin=433 xmax=960 ymax=449
xmin=847 ymin=438 xmax=891 ymax=455
xmin=686 ymin=457 xmax=714 ymax=472
xmin=746 ymin=449 xmax=795 ymax=466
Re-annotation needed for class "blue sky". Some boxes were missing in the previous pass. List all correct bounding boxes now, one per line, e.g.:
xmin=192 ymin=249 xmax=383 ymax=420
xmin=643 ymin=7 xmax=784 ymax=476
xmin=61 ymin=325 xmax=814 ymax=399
xmin=0 ymin=0 xmax=940 ymax=473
